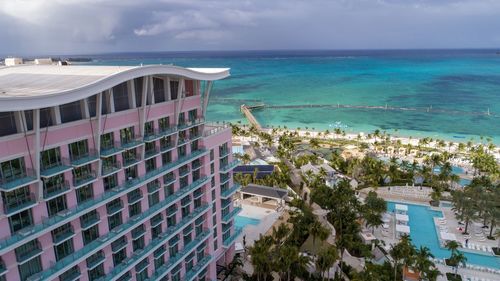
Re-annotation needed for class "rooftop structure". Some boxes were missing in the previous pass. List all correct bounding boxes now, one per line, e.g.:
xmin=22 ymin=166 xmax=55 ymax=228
xmin=0 ymin=63 xmax=239 ymax=281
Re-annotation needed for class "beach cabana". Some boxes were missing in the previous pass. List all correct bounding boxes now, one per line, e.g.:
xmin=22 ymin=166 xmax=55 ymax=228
xmin=396 ymin=224 xmax=410 ymax=238
xmin=395 ymin=214 xmax=409 ymax=225
xmin=239 ymin=184 xmax=287 ymax=207
xmin=395 ymin=204 xmax=408 ymax=215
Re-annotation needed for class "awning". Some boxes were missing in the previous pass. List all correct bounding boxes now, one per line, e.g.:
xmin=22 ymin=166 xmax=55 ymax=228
xmin=395 ymin=214 xmax=409 ymax=222
xmin=440 ymin=232 xmax=457 ymax=241
xmin=240 ymin=184 xmax=288 ymax=200
xmin=395 ymin=204 xmax=408 ymax=212
xmin=396 ymin=224 xmax=410 ymax=233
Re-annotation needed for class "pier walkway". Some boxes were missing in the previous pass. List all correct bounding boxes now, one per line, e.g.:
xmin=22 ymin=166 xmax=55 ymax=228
xmin=240 ymin=104 xmax=262 ymax=130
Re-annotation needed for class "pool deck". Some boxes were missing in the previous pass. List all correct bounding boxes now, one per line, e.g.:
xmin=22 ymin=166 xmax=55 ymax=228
xmin=236 ymin=201 xmax=282 ymax=247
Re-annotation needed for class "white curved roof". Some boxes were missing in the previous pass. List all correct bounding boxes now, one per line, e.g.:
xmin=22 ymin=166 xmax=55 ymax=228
xmin=0 ymin=64 xmax=230 ymax=111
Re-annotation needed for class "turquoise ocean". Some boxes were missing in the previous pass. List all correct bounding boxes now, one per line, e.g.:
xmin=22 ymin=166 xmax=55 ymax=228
xmin=85 ymin=50 xmax=500 ymax=144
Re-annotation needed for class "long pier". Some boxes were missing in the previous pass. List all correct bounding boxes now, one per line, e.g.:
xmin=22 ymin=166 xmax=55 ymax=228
xmin=240 ymin=104 xmax=262 ymax=130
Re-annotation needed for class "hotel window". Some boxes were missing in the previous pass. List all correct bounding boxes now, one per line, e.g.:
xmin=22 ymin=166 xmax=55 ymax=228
xmin=134 ymin=77 xmax=143 ymax=107
xmin=153 ymin=77 xmax=166 ymax=103
xmin=117 ymin=272 xmax=132 ymax=281
xmin=188 ymin=109 xmax=197 ymax=122
xmin=18 ymin=255 xmax=42 ymax=281
xmin=41 ymin=147 xmax=62 ymax=171
xmin=46 ymin=195 xmax=68 ymax=217
xmin=161 ymin=151 xmax=171 ymax=165
xmin=135 ymin=259 xmax=149 ymax=281
xmin=177 ymin=145 xmax=186 ymax=157
xmin=73 ymin=164 xmax=93 ymax=185
xmin=213 ymin=239 xmax=218 ymax=251
xmin=132 ymin=235 xmax=145 ymax=252
xmin=160 ymin=135 xmax=172 ymax=151
xmin=123 ymin=148 xmax=139 ymax=167
xmin=101 ymin=91 xmax=112 ymax=114
xmin=164 ymin=183 xmax=174 ymax=197
xmin=0 ymin=112 xmax=17 ymax=136
xmin=193 ymin=169 xmax=200 ymax=181
xmin=51 ymin=223 xmax=73 ymax=242
xmin=0 ymin=157 xmax=26 ymax=182
xmin=103 ymin=173 xmax=119 ymax=191
xmin=210 ymin=149 xmax=214 ymax=161
xmin=60 ymin=101 xmax=83 ymax=123
xmin=54 ymin=239 xmax=74 ymax=261
xmin=108 ymin=212 xmax=123 ymax=231
xmin=148 ymin=191 xmax=160 ymax=207
xmin=39 ymin=107 xmax=55 ymax=128
xmin=125 ymin=165 xmax=137 ymax=180
xmin=2 ymin=186 xmax=33 ymax=213
xmin=167 ymin=212 xmax=177 ymax=227
xmin=154 ymin=247 xmax=165 ymax=269
xmin=191 ymin=139 xmax=199 ymax=151
xmin=113 ymin=82 xmax=130 ymax=112
xmin=87 ymin=95 xmax=97 ymax=117
xmin=100 ymin=132 xmax=114 ymax=150
xmin=113 ymin=248 xmax=127 ymax=266
xmin=145 ymin=158 xmax=156 ymax=173
xmin=151 ymin=223 xmax=162 ymax=239
xmin=120 ymin=126 xmax=135 ymax=144
xmin=178 ymin=112 xmax=185 ymax=125
xmin=88 ymin=263 xmax=105 ymax=281
xmin=185 ymin=252 xmax=194 ymax=271
xmin=197 ymin=243 xmax=206 ymax=260
xmin=69 ymin=139 xmax=89 ymax=161
xmin=82 ymin=225 xmax=99 ymax=245
xmin=129 ymin=201 xmax=141 ymax=218
xmin=183 ymin=225 xmax=193 ymax=245
xmin=59 ymin=266 xmax=80 ymax=281
xmin=42 ymin=173 xmax=65 ymax=198
xmin=144 ymin=121 xmax=154 ymax=137
xmin=170 ymin=80 xmax=179 ymax=100
xmin=158 ymin=116 xmax=170 ymax=131
xmin=169 ymin=236 xmax=179 ymax=256
xmin=179 ymin=175 xmax=188 ymax=189
xmin=9 ymin=209 xmax=33 ymax=233
xmin=76 ymin=184 xmax=94 ymax=203
xmin=185 ymin=80 xmax=194 ymax=97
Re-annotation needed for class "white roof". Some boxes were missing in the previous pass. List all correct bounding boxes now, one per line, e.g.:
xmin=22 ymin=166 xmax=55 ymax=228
xmin=440 ymin=232 xmax=457 ymax=241
xmin=395 ymin=214 xmax=409 ymax=222
xmin=0 ymin=64 xmax=230 ymax=111
xmin=396 ymin=224 xmax=410 ymax=233
xmin=395 ymin=204 xmax=408 ymax=211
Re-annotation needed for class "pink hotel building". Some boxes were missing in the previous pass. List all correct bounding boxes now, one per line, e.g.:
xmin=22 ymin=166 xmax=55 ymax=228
xmin=0 ymin=64 xmax=241 ymax=281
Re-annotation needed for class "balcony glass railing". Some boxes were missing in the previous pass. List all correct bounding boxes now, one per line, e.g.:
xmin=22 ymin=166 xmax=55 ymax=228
xmin=73 ymin=171 xmax=97 ymax=188
xmin=3 ymin=193 xmax=37 ymax=215
xmin=80 ymin=212 xmax=100 ymax=230
xmin=184 ymin=255 xmax=212 ymax=281
xmin=44 ymin=181 xmax=71 ymax=199
xmin=101 ymin=161 xmax=122 ymax=177
xmin=106 ymin=201 xmax=124 ymax=215
xmin=0 ymin=148 xmax=208 ymax=255
xmin=221 ymin=207 xmax=242 ymax=223
xmin=16 ymin=241 xmax=42 ymax=263
xmin=220 ymin=160 xmax=240 ymax=173
xmin=97 ymin=208 xmax=211 ymax=281
xmin=127 ymin=191 xmax=143 ymax=205
xmin=70 ymin=149 xmax=99 ymax=167
xmin=122 ymin=153 xmax=142 ymax=168
xmin=120 ymin=135 xmax=143 ymax=150
xmin=178 ymin=118 xmax=205 ymax=130
xmin=100 ymin=142 xmax=124 ymax=157
xmin=144 ymin=127 xmax=177 ymax=142
xmin=52 ymin=226 xmax=75 ymax=245
xmin=86 ymin=251 xmax=105 ymax=270
xmin=41 ymin=158 xmax=72 ymax=178
xmin=221 ymin=184 xmax=241 ymax=199
xmin=31 ymin=182 xmax=210 ymax=281
xmin=223 ymin=227 xmax=243 ymax=248
xmin=144 ymin=146 xmax=160 ymax=159
xmin=0 ymin=168 xmax=38 ymax=191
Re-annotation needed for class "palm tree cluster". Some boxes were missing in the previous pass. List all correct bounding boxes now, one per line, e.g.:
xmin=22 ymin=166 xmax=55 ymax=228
xmin=234 ymin=161 xmax=292 ymax=188
xmin=444 ymin=241 xmax=467 ymax=280
xmin=249 ymin=213 xmax=338 ymax=280
xmin=451 ymin=176 xmax=499 ymax=237
xmin=470 ymin=145 xmax=500 ymax=179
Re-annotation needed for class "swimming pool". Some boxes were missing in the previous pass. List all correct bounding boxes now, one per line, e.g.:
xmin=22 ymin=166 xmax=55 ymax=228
xmin=235 ymin=215 xmax=261 ymax=229
xmin=387 ymin=202 xmax=500 ymax=269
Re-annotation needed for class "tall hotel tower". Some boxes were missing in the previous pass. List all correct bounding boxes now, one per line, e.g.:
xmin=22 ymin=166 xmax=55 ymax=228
xmin=0 ymin=64 xmax=241 ymax=281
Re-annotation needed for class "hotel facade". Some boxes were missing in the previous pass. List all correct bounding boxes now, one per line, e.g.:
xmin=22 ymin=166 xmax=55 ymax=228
xmin=0 ymin=64 xmax=241 ymax=281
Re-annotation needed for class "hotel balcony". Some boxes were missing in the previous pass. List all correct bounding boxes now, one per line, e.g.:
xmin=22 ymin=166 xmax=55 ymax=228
xmin=122 ymin=153 xmax=142 ymax=169
xmin=178 ymin=118 xmax=205 ymax=131
xmin=127 ymin=190 xmax=143 ymax=205
xmin=185 ymin=255 xmax=213 ymax=281
xmin=144 ymin=126 xmax=177 ymax=143
xmin=144 ymin=145 xmax=160 ymax=160
xmin=43 ymin=181 xmax=71 ymax=200
xmin=101 ymin=161 xmax=122 ymax=177
xmin=221 ymin=184 xmax=241 ymax=199
xmin=0 ymin=168 xmax=38 ymax=192
xmin=220 ymin=160 xmax=240 ymax=173
xmin=3 ymin=193 xmax=37 ymax=216
xmin=69 ymin=149 xmax=99 ymax=167
xmin=15 ymin=240 xmax=43 ymax=264
xmin=86 ymin=251 xmax=105 ymax=270
xmin=30 ymin=181 xmax=210 ymax=281
xmin=160 ymin=141 xmax=175 ymax=153
xmin=203 ymin=122 xmax=231 ymax=137
xmin=120 ymin=135 xmax=143 ymax=150
xmin=52 ymin=225 xmax=75 ymax=245
xmin=100 ymin=142 xmax=125 ymax=158
xmin=80 ymin=212 xmax=100 ymax=230
xmin=221 ymin=207 xmax=242 ymax=224
xmin=72 ymin=170 xmax=97 ymax=189
xmin=58 ymin=266 xmax=80 ymax=281
xmin=223 ymin=227 xmax=243 ymax=248
xmin=106 ymin=200 xmax=124 ymax=216
xmin=96 ymin=215 xmax=211 ymax=281
xmin=0 ymin=148 xmax=208 ymax=255
xmin=40 ymin=158 xmax=72 ymax=178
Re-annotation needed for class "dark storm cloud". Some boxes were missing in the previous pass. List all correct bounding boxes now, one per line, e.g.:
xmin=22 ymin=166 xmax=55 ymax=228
xmin=0 ymin=0 xmax=499 ymax=55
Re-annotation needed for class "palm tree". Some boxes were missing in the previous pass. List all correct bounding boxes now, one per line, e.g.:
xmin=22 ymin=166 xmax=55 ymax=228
xmin=249 ymin=235 xmax=273 ymax=281
xmin=390 ymin=234 xmax=416 ymax=281
xmin=272 ymin=223 xmax=290 ymax=250
xmin=413 ymin=246 xmax=439 ymax=281
xmin=276 ymin=245 xmax=299 ymax=281
xmin=310 ymin=138 xmax=320 ymax=149
xmin=315 ymin=245 xmax=339 ymax=281
xmin=222 ymin=254 xmax=244 ymax=281
xmin=309 ymin=221 xmax=329 ymax=253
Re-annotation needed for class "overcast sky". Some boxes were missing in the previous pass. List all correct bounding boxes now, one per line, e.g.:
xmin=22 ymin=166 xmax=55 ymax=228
xmin=1 ymin=0 xmax=500 ymax=55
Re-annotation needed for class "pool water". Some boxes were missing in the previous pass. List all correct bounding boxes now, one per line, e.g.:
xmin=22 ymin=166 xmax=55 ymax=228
xmin=387 ymin=202 xmax=500 ymax=269
xmin=235 ymin=215 xmax=261 ymax=229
